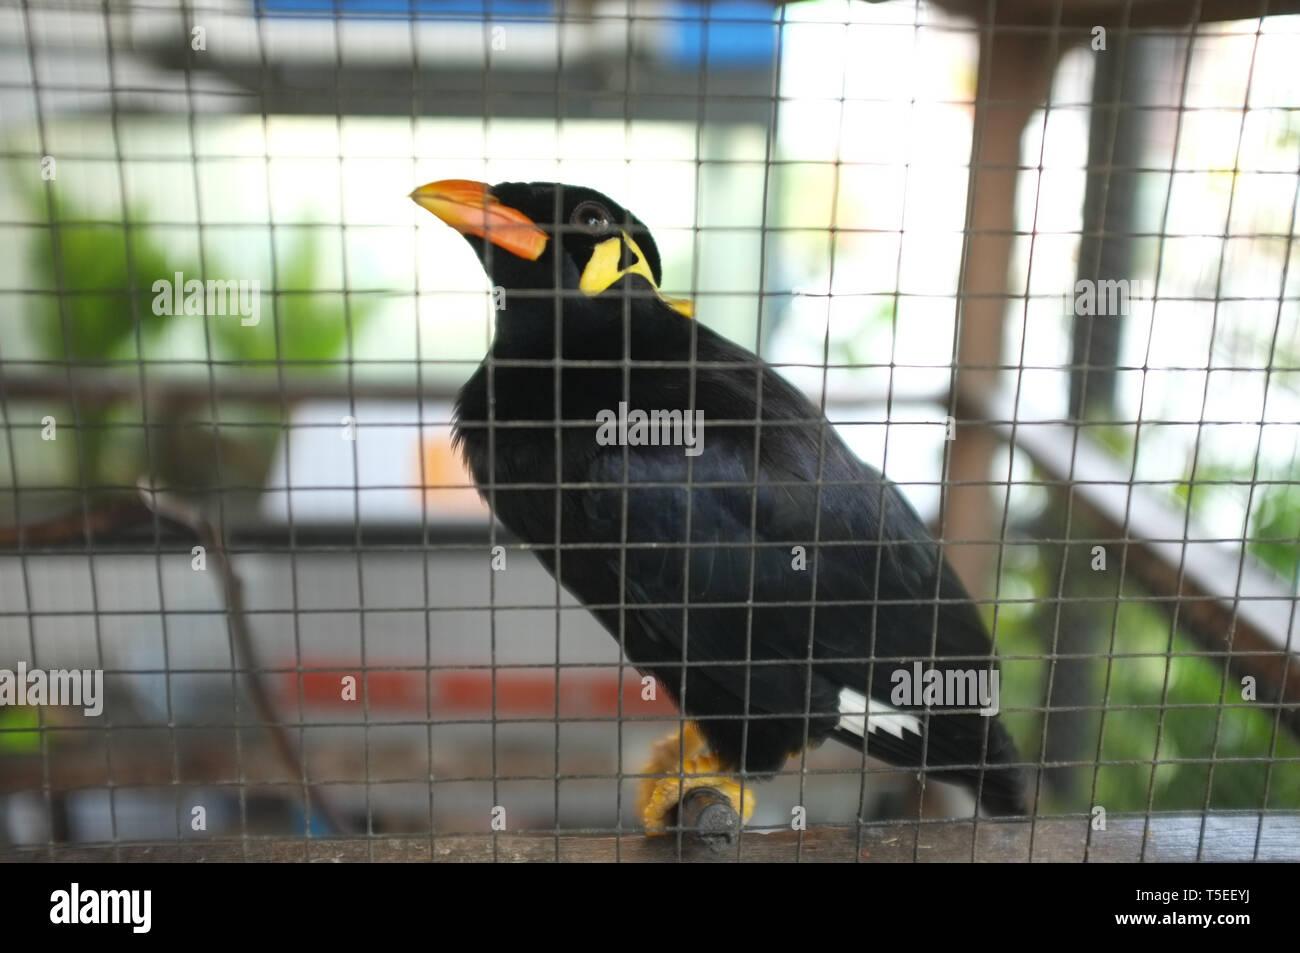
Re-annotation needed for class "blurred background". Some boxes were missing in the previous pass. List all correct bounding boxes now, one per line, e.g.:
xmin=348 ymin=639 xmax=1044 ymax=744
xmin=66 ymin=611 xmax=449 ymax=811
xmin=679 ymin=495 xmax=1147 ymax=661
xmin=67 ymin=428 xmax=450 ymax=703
xmin=0 ymin=0 xmax=1297 ymax=851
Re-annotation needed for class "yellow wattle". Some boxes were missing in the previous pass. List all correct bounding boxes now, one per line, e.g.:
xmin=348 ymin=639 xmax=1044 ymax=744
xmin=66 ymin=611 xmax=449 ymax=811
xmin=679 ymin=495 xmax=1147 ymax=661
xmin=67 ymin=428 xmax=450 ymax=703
xmin=578 ymin=233 xmax=694 ymax=319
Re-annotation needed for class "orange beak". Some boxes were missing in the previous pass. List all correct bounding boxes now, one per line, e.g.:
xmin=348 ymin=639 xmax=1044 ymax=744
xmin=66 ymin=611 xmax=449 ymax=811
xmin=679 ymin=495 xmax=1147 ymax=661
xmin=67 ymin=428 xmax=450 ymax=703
xmin=409 ymin=179 xmax=549 ymax=261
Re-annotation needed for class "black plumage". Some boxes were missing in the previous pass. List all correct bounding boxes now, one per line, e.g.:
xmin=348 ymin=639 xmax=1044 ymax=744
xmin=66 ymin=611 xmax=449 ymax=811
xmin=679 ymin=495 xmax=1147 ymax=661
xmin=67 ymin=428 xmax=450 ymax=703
xmin=422 ymin=180 xmax=1026 ymax=815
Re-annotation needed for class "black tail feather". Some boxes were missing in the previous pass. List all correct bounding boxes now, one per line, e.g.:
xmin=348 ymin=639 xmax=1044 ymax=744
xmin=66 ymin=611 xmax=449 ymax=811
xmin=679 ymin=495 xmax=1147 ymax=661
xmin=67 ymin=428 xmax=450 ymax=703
xmin=832 ymin=721 xmax=1028 ymax=816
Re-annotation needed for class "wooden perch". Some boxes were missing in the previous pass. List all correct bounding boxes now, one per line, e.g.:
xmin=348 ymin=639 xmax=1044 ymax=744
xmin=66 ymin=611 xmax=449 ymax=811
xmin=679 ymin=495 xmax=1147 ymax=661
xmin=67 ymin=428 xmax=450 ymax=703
xmin=675 ymin=787 xmax=743 ymax=850
xmin=7 ymin=813 xmax=1297 ymax=863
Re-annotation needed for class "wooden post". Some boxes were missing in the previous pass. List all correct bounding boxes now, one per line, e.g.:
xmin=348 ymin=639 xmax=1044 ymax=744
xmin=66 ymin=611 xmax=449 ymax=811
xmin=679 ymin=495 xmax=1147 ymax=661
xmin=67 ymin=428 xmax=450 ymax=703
xmin=944 ymin=29 xmax=1062 ymax=595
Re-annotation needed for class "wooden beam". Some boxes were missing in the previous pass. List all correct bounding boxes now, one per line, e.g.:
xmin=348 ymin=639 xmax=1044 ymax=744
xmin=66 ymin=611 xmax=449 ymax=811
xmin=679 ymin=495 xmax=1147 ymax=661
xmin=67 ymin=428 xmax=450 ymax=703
xmin=854 ymin=0 xmax=1300 ymax=28
xmin=0 ymin=372 xmax=942 ymax=411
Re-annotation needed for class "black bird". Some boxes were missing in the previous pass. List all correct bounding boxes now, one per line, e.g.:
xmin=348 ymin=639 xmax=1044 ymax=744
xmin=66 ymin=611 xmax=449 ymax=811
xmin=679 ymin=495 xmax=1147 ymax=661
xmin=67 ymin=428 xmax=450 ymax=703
xmin=411 ymin=179 xmax=1027 ymax=826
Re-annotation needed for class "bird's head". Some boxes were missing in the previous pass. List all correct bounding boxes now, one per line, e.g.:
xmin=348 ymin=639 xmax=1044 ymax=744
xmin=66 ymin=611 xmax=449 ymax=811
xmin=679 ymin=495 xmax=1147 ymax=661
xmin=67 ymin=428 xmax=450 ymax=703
xmin=409 ymin=179 xmax=693 ymax=320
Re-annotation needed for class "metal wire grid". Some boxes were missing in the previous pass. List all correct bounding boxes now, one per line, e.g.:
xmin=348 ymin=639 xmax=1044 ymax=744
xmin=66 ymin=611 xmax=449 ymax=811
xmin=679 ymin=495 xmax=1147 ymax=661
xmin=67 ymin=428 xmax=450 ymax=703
xmin=0 ymin=0 xmax=1296 ymax=862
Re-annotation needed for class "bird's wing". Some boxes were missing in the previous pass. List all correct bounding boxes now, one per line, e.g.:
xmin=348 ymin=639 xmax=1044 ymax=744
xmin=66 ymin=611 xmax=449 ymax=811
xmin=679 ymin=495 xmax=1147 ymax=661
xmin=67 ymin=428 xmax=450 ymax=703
xmin=569 ymin=370 xmax=1020 ymax=799
xmin=574 ymin=423 xmax=998 ymax=689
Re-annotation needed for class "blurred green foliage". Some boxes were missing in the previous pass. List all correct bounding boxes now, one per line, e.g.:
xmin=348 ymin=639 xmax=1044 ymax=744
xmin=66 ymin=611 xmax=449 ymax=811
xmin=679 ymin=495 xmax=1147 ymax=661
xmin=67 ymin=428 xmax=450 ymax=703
xmin=210 ymin=225 xmax=368 ymax=365
xmin=0 ymin=706 xmax=44 ymax=754
xmin=1249 ymin=482 xmax=1300 ymax=584
xmin=17 ymin=181 xmax=374 ymax=492
xmin=1173 ymin=462 xmax=1300 ymax=587
xmin=994 ymin=470 xmax=1300 ymax=815
xmin=29 ymin=217 xmax=179 ymax=363
xmin=24 ymin=189 xmax=192 ymax=487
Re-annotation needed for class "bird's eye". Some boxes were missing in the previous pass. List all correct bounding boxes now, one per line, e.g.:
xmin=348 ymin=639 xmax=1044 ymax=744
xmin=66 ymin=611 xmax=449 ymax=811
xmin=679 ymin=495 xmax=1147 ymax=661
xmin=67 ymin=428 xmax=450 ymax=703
xmin=570 ymin=201 xmax=612 ymax=234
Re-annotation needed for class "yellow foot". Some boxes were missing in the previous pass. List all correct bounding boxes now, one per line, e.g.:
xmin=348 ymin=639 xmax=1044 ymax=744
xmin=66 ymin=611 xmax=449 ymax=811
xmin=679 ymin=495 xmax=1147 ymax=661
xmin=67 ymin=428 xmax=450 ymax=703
xmin=637 ymin=723 xmax=756 ymax=835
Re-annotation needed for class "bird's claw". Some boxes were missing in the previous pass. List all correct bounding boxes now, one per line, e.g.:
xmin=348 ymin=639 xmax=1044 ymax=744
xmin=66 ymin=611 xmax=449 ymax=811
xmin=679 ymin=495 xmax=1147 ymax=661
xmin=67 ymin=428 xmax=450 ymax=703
xmin=637 ymin=724 xmax=755 ymax=835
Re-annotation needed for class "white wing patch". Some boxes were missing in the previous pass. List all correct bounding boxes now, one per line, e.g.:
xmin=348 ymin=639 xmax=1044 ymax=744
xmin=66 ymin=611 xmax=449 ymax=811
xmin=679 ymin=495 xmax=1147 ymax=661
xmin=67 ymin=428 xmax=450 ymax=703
xmin=837 ymin=687 xmax=922 ymax=741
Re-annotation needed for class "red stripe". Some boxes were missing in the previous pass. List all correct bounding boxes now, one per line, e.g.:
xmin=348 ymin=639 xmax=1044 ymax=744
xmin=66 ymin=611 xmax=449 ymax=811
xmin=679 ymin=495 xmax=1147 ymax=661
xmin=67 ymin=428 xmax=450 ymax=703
xmin=277 ymin=663 xmax=676 ymax=716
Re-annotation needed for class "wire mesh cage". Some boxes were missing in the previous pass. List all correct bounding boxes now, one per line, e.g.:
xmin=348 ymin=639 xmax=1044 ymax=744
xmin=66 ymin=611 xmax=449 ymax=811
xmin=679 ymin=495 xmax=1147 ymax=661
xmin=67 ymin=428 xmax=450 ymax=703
xmin=0 ymin=0 xmax=1298 ymax=863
